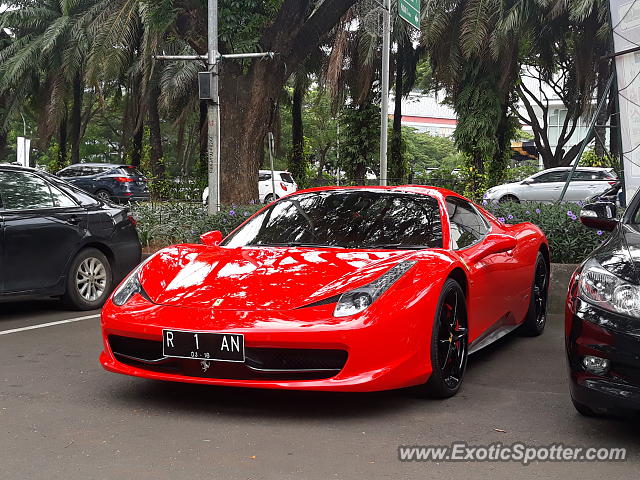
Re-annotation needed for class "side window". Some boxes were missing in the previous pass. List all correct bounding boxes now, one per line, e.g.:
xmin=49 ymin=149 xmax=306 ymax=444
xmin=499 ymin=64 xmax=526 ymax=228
xmin=573 ymin=170 xmax=599 ymax=181
xmin=50 ymin=184 xmax=77 ymax=208
xmin=59 ymin=167 xmax=78 ymax=178
xmin=259 ymin=173 xmax=271 ymax=182
xmin=533 ymin=171 xmax=569 ymax=183
xmin=446 ymin=197 xmax=490 ymax=250
xmin=0 ymin=171 xmax=55 ymax=210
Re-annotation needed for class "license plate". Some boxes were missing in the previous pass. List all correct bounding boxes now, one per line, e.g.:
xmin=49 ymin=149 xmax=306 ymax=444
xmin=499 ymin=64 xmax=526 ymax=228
xmin=162 ymin=330 xmax=245 ymax=362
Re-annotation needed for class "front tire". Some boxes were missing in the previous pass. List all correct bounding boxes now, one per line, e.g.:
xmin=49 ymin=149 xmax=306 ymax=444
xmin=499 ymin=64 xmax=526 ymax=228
xmin=499 ymin=194 xmax=520 ymax=203
xmin=572 ymin=398 xmax=599 ymax=417
xmin=62 ymin=248 xmax=113 ymax=310
xmin=418 ymin=278 xmax=469 ymax=399
xmin=520 ymin=252 xmax=549 ymax=337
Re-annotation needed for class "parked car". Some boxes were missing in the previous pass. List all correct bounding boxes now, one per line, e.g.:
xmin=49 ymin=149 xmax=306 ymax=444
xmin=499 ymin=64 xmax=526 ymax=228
xmin=585 ymin=181 xmax=623 ymax=206
xmin=0 ymin=164 xmax=141 ymax=310
xmin=100 ymin=186 xmax=549 ymax=397
xmin=566 ymin=199 xmax=640 ymax=416
xmin=484 ymin=167 xmax=617 ymax=203
xmin=57 ymin=163 xmax=149 ymax=203
xmin=202 ymin=170 xmax=297 ymax=205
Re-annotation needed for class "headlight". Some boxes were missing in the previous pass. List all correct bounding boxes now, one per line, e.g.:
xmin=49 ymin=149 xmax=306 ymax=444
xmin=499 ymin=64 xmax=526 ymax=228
xmin=112 ymin=265 xmax=151 ymax=306
xmin=333 ymin=261 xmax=417 ymax=317
xmin=579 ymin=258 xmax=640 ymax=318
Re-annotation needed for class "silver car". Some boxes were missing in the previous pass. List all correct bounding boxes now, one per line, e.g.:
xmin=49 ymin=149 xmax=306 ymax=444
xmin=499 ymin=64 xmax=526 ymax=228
xmin=484 ymin=167 xmax=617 ymax=203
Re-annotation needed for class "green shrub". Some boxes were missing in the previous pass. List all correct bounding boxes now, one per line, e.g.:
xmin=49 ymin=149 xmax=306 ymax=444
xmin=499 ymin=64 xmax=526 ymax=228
xmin=133 ymin=200 xmax=608 ymax=265
xmin=486 ymin=201 xmax=609 ymax=264
xmin=131 ymin=202 xmax=261 ymax=248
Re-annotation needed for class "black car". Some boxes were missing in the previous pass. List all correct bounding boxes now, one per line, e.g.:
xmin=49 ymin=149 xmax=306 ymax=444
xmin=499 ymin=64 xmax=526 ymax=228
xmin=0 ymin=165 xmax=141 ymax=310
xmin=585 ymin=181 xmax=623 ymax=206
xmin=566 ymin=199 xmax=640 ymax=416
xmin=57 ymin=163 xmax=149 ymax=203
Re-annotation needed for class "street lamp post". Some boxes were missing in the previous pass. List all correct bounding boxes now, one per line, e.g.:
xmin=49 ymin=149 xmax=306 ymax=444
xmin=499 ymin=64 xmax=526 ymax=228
xmin=379 ymin=0 xmax=391 ymax=187
xmin=155 ymin=0 xmax=275 ymax=215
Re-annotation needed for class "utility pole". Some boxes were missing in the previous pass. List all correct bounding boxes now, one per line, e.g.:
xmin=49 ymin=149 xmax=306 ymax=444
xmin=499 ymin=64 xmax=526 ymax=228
xmin=207 ymin=0 xmax=220 ymax=214
xmin=155 ymin=0 xmax=275 ymax=215
xmin=379 ymin=0 xmax=391 ymax=187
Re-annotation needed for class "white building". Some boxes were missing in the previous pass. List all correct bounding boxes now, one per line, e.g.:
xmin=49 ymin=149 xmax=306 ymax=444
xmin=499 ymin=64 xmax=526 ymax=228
xmin=393 ymin=92 xmax=457 ymax=137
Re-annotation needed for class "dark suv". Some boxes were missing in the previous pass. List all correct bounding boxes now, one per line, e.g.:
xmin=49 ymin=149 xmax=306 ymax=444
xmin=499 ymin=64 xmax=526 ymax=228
xmin=57 ymin=163 xmax=149 ymax=202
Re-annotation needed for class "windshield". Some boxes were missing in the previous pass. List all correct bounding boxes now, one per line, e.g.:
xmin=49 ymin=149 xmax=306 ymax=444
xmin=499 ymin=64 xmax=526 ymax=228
xmin=223 ymin=190 xmax=443 ymax=249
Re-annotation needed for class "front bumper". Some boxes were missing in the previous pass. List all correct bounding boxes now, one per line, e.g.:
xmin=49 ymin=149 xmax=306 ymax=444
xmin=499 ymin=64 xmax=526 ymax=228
xmin=566 ymin=296 xmax=640 ymax=412
xmin=100 ymin=297 xmax=433 ymax=392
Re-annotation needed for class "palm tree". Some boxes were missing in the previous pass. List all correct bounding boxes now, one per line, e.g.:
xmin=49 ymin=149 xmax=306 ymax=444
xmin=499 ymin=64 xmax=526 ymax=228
xmin=0 ymin=0 xmax=96 ymax=165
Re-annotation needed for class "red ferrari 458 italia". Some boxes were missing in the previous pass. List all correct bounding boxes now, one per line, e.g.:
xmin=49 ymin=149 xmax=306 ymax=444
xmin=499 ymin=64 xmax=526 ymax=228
xmin=100 ymin=186 xmax=549 ymax=398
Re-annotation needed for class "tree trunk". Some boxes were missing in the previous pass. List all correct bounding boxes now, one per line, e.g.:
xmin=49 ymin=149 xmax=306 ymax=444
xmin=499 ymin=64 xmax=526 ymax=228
xmin=390 ymin=42 xmax=405 ymax=184
xmin=131 ymin=125 xmax=143 ymax=167
xmin=0 ymin=95 xmax=7 ymax=162
xmin=148 ymin=68 xmax=165 ymax=178
xmin=174 ymin=0 xmax=358 ymax=203
xmin=289 ymin=77 xmax=306 ymax=185
xmin=70 ymin=73 xmax=84 ymax=165
xmin=0 ymin=129 xmax=7 ymax=162
xmin=58 ymin=111 xmax=68 ymax=167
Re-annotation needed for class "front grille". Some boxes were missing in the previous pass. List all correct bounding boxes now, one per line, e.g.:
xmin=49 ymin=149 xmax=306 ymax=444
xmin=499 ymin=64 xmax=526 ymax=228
xmin=108 ymin=335 xmax=348 ymax=381
xmin=245 ymin=348 xmax=347 ymax=371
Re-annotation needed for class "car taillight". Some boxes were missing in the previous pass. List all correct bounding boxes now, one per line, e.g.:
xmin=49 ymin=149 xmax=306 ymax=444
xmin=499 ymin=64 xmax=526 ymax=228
xmin=280 ymin=182 xmax=288 ymax=191
xmin=128 ymin=215 xmax=137 ymax=227
xmin=115 ymin=177 xmax=134 ymax=183
xmin=608 ymin=181 xmax=617 ymax=186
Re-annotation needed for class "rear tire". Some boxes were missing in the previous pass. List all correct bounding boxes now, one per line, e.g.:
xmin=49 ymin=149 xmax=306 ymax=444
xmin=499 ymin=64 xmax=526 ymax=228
xmin=95 ymin=190 xmax=111 ymax=202
xmin=520 ymin=253 xmax=549 ymax=337
xmin=264 ymin=193 xmax=277 ymax=203
xmin=62 ymin=248 xmax=113 ymax=311
xmin=417 ymin=279 xmax=469 ymax=399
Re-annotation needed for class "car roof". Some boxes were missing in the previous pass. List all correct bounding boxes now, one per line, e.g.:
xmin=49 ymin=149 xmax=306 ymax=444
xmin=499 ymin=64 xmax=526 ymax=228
xmin=288 ymin=185 xmax=463 ymax=203
xmin=0 ymin=163 xmax=42 ymax=173
xmin=259 ymin=170 xmax=291 ymax=174
xmin=61 ymin=163 xmax=128 ymax=169
xmin=539 ymin=166 xmax=612 ymax=173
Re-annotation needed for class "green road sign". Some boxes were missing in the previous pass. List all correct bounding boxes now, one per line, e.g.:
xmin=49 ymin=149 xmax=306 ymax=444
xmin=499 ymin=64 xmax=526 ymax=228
xmin=399 ymin=0 xmax=420 ymax=30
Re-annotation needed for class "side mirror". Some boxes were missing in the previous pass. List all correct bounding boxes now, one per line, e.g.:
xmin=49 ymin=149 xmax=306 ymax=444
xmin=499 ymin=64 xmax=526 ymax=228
xmin=580 ymin=202 xmax=618 ymax=232
xmin=521 ymin=178 xmax=533 ymax=185
xmin=468 ymin=234 xmax=517 ymax=263
xmin=200 ymin=230 xmax=223 ymax=246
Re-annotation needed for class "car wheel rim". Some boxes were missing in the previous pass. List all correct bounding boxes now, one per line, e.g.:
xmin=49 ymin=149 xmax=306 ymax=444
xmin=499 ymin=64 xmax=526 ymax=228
xmin=437 ymin=290 xmax=468 ymax=389
xmin=76 ymin=257 xmax=107 ymax=302
xmin=533 ymin=260 xmax=548 ymax=328
xmin=97 ymin=192 xmax=110 ymax=201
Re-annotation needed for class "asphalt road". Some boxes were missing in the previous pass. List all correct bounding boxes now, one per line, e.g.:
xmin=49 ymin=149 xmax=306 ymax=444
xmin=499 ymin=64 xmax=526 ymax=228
xmin=1 ymin=301 xmax=639 ymax=480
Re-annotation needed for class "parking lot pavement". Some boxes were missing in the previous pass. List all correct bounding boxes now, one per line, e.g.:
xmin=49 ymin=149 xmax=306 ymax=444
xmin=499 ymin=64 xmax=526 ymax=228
xmin=1 ymin=304 xmax=639 ymax=480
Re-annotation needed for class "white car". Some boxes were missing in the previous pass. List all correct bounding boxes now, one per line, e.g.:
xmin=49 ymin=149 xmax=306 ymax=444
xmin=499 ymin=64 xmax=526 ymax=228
xmin=484 ymin=167 xmax=617 ymax=203
xmin=202 ymin=170 xmax=297 ymax=205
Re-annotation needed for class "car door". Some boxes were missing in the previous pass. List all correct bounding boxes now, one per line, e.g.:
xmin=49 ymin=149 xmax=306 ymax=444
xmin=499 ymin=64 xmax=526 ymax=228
xmin=522 ymin=170 xmax=569 ymax=202
xmin=446 ymin=197 xmax=516 ymax=343
xmin=0 ymin=170 xmax=88 ymax=294
xmin=562 ymin=170 xmax=597 ymax=201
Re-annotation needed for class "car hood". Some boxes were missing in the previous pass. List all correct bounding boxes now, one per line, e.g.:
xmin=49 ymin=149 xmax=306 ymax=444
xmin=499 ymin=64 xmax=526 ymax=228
xmin=139 ymin=245 xmax=420 ymax=310
xmin=488 ymin=182 xmax=521 ymax=193
xmin=593 ymin=224 xmax=640 ymax=284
